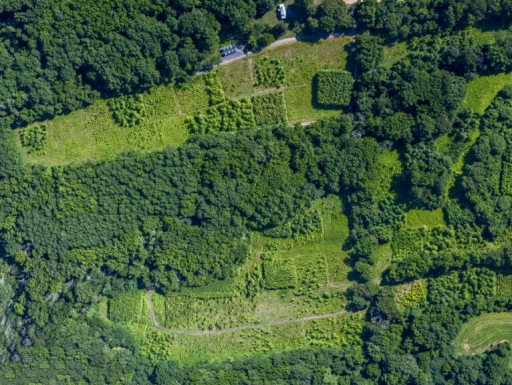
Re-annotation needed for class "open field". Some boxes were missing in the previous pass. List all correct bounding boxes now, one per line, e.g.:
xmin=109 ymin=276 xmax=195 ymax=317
xmin=19 ymin=37 xmax=352 ymax=166
xmin=454 ymin=313 xmax=512 ymax=355
xmin=463 ymin=72 xmax=512 ymax=115
xmin=406 ymin=208 xmax=446 ymax=228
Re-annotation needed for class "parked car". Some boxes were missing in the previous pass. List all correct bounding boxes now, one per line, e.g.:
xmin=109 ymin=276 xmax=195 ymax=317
xmin=278 ymin=4 xmax=286 ymax=20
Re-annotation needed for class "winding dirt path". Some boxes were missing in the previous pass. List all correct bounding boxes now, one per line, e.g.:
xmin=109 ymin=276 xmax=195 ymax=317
xmin=146 ymin=291 xmax=347 ymax=336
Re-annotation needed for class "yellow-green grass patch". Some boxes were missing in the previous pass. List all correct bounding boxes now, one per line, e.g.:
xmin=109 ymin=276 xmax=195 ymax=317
xmin=367 ymin=149 xmax=403 ymax=201
xmin=453 ymin=312 xmax=512 ymax=355
xmin=216 ymin=59 xmax=254 ymax=98
xmin=284 ymin=86 xmax=340 ymax=122
xmin=381 ymin=42 xmax=408 ymax=68
xmin=467 ymin=27 xmax=497 ymax=46
xmin=139 ymin=312 xmax=364 ymax=363
xmin=406 ymin=208 xmax=446 ymax=228
xmin=463 ymin=73 xmax=512 ymax=115
xmin=261 ymin=37 xmax=353 ymax=87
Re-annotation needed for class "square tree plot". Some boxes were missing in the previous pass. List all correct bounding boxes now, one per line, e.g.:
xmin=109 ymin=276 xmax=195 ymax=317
xmin=315 ymin=70 xmax=353 ymax=108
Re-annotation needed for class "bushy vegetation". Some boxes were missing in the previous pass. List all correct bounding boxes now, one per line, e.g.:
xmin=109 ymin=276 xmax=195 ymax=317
xmin=315 ymin=70 xmax=353 ymax=108
xmin=252 ymin=92 xmax=288 ymax=126
xmin=188 ymin=98 xmax=255 ymax=133
xmin=0 ymin=0 xmax=263 ymax=126
xmin=109 ymin=94 xmax=147 ymax=127
xmin=254 ymin=57 xmax=286 ymax=88
xmin=18 ymin=124 xmax=48 ymax=154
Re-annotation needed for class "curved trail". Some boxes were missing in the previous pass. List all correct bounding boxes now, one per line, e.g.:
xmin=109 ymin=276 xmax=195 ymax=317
xmin=146 ymin=291 xmax=347 ymax=336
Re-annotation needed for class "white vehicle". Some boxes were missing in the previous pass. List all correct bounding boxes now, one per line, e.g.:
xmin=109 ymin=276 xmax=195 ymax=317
xmin=278 ymin=4 xmax=286 ymax=20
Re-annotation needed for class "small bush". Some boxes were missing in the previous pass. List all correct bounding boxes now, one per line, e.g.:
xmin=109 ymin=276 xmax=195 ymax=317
xmin=109 ymin=94 xmax=147 ymax=127
xmin=19 ymin=124 xmax=48 ymax=154
xmin=315 ymin=70 xmax=353 ymax=107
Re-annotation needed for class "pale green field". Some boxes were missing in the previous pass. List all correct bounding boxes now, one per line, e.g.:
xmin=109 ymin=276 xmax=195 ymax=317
xmin=463 ymin=72 xmax=512 ymax=115
xmin=381 ymin=42 xmax=408 ymax=68
xmin=453 ymin=313 xmax=512 ymax=355
xmin=20 ymin=37 xmax=352 ymax=166
xmin=406 ymin=208 xmax=446 ymax=228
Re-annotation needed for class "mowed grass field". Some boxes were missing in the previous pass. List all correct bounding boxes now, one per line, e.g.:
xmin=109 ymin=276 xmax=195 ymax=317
xmin=406 ymin=208 xmax=446 ymax=228
xmin=19 ymin=37 xmax=353 ymax=166
xmin=454 ymin=313 xmax=512 ymax=355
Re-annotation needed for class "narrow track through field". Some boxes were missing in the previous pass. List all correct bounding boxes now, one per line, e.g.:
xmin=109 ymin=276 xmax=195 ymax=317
xmin=146 ymin=291 xmax=348 ymax=336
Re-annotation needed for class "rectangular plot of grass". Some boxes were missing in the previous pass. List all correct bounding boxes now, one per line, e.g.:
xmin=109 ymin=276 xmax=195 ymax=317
xmin=175 ymin=77 xmax=210 ymax=114
xmin=143 ymin=85 xmax=179 ymax=120
xmin=216 ymin=59 xmax=254 ymax=98
xmin=496 ymin=274 xmax=512 ymax=297
xmin=165 ymin=296 xmax=197 ymax=329
xmin=158 ymin=115 xmax=190 ymax=147
xmin=406 ymin=208 xmax=446 ymax=228
xmin=284 ymin=86 xmax=339 ymax=122
xmin=252 ymin=92 xmax=288 ymax=126
xmin=263 ymin=259 xmax=298 ymax=289
xmin=392 ymin=280 xmax=427 ymax=311
xmin=294 ymin=253 xmax=328 ymax=291
xmin=126 ymin=122 xmax=162 ymax=149
xmin=109 ymin=290 xmax=143 ymax=323
xmin=326 ymin=251 xmax=350 ymax=283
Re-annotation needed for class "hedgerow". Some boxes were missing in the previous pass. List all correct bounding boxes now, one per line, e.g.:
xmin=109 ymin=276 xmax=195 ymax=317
xmin=315 ymin=70 xmax=353 ymax=107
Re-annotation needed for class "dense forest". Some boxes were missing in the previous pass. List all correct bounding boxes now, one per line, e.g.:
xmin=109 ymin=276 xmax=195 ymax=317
xmin=2 ymin=0 xmax=512 ymax=383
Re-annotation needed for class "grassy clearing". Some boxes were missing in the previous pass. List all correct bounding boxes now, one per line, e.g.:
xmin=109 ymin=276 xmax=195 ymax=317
xmin=139 ymin=312 xmax=364 ymax=363
xmin=393 ymin=280 xmax=427 ymax=311
xmin=381 ymin=42 xmax=408 ymax=67
xmin=463 ymin=72 xmax=512 ymax=115
xmin=406 ymin=208 xmax=446 ymax=228
xmin=257 ymin=0 xmax=296 ymax=40
xmin=453 ymin=313 xmax=512 ymax=355
xmin=467 ymin=27 xmax=496 ymax=46
xmin=20 ymin=38 xmax=352 ymax=166
xmin=216 ymin=59 xmax=254 ymax=98
xmin=264 ymin=37 xmax=352 ymax=87
xmin=284 ymin=86 xmax=339 ymax=122
xmin=367 ymin=149 xmax=402 ymax=201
